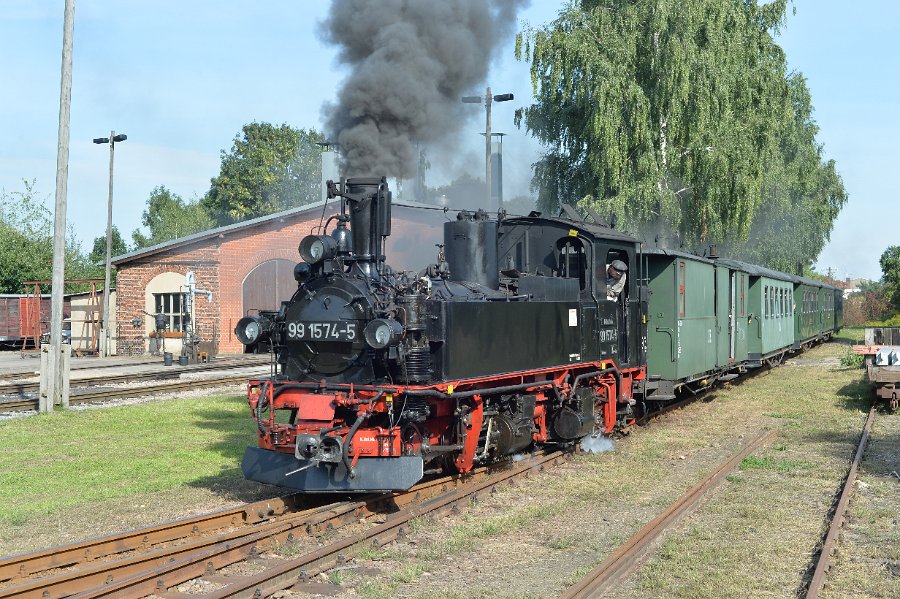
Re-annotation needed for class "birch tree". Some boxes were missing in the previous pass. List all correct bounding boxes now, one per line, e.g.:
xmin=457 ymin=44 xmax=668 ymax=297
xmin=516 ymin=0 xmax=845 ymax=261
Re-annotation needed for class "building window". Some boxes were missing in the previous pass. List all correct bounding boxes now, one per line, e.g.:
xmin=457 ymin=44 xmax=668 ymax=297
xmin=154 ymin=292 xmax=185 ymax=332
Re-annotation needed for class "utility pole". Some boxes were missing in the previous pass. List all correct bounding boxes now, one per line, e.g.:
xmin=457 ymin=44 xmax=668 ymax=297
xmin=462 ymin=88 xmax=513 ymax=212
xmin=47 ymin=0 xmax=76 ymax=410
xmin=94 ymin=131 xmax=127 ymax=357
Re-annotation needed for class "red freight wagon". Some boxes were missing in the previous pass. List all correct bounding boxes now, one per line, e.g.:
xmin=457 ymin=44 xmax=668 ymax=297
xmin=0 ymin=294 xmax=64 ymax=349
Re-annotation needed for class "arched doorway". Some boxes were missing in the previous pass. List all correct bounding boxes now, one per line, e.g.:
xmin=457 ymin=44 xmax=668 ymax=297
xmin=242 ymin=259 xmax=297 ymax=315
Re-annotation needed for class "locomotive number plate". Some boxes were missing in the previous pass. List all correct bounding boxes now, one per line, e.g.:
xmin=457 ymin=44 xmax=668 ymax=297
xmin=287 ymin=321 xmax=357 ymax=341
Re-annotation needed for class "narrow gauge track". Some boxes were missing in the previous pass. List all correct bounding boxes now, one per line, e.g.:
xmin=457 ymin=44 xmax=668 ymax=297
xmin=0 ymin=451 xmax=565 ymax=599
xmin=805 ymin=404 xmax=877 ymax=599
xmin=560 ymin=429 xmax=776 ymax=599
xmin=0 ymin=355 xmax=270 ymax=396
xmin=0 ymin=373 xmax=264 ymax=414
xmin=0 ymin=356 xmax=179 ymax=381
xmin=0 ymin=353 xmax=247 ymax=381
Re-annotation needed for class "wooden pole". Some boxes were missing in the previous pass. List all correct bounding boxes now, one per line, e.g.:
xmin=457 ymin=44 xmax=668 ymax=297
xmin=48 ymin=0 xmax=76 ymax=409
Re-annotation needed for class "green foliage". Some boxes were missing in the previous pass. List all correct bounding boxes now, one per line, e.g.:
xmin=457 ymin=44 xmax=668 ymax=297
xmin=516 ymin=1 xmax=846 ymax=269
xmin=839 ymin=348 xmax=864 ymax=369
xmin=131 ymin=186 xmax=214 ymax=249
xmin=89 ymin=226 xmax=128 ymax=264
xmin=722 ymin=75 xmax=848 ymax=271
xmin=0 ymin=180 xmax=101 ymax=293
xmin=880 ymin=245 xmax=900 ymax=309
xmin=202 ymin=122 xmax=324 ymax=224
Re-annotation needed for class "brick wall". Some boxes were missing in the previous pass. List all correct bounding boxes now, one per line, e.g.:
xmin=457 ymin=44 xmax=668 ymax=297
xmin=115 ymin=243 xmax=220 ymax=355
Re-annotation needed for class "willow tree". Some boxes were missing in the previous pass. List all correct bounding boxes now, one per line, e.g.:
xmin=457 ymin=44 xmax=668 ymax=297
xmin=516 ymin=0 xmax=804 ymax=246
xmin=722 ymin=74 xmax=847 ymax=272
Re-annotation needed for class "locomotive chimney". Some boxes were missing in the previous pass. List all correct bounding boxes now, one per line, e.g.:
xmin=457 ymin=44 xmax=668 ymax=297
xmin=343 ymin=177 xmax=392 ymax=277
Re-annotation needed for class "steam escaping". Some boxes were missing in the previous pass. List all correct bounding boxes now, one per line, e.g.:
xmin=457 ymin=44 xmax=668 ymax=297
xmin=580 ymin=435 xmax=615 ymax=454
xmin=323 ymin=0 xmax=529 ymax=179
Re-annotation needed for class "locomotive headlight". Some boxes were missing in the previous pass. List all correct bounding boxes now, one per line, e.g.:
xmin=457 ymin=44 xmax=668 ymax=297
xmin=363 ymin=318 xmax=403 ymax=349
xmin=298 ymin=234 xmax=337 ymax=264
xmin=235 ymin=315 xmax=271 ymax=346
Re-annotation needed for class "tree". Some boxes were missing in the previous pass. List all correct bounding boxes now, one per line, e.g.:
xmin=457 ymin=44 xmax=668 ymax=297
xmin=87 ymin=226 xmax=129 ymax=285
xmin=880 ymin=245 xmax=900 ymax=310
xmin=202 ymin=123 xmax=325 ymax=224
xmin=132 ymin=186 xmax=214 ymax=249
xmin=515 ymin=0 xmax=845 ymax=267
xmin=89 ymin=226 xmax=128 ymax=264
xmin=0 ymin=180 xmax=100 ymax=293
xmin=719 ymin=75 xmax=847 ymax=272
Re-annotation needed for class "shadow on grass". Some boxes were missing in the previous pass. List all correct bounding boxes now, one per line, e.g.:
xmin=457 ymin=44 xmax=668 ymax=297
xmin=180 ymin=403 xmax=379 ymax=508
xmin=180 ymin=404 xmax=284 ymax=503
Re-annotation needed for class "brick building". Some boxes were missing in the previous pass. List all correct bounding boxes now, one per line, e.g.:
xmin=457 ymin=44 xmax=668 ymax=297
xmin=111 ymin=199 xmax=446 ymax=355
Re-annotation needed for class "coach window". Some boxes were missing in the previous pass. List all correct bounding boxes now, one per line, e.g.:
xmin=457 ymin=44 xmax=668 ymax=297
xmin=764 ymin=286 xmax=768 ymax=318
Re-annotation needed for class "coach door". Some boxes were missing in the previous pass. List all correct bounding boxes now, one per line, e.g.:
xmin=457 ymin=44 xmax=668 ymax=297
xmin=714 ymin=266 xmax=731 ymax=367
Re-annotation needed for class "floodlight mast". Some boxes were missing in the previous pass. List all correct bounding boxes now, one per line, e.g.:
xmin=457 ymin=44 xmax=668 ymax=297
xmin=93 ymin=131 xmax=127 ymax=357
xmin=461 ymin=87 xmax=513 ymax=212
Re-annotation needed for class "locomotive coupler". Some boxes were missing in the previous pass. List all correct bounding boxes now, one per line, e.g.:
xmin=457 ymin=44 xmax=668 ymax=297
xmin=284 ymin=433 xmax=344 ymax=478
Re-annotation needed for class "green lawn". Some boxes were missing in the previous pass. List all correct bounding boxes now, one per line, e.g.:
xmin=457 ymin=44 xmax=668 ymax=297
xmin=0 ymin=395 xmax=255 ymax=526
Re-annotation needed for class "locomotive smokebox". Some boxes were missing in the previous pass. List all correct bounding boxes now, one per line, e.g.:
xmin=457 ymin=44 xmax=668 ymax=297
xmin=345 ymin=177 xmax=392 ymax=277
xmin=444 ymin=209 xmax=499 ymax=289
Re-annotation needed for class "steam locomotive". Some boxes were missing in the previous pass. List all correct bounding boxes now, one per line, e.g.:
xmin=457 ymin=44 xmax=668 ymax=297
xmin=236 ymin=177 xmax=841 ymax=492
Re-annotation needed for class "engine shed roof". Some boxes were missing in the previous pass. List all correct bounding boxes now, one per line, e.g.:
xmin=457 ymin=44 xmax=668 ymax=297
xmin=110 ymin=197 xmax=443 ymax=266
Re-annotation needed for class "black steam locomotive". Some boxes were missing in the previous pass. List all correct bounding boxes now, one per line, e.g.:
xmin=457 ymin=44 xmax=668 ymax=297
xmin=237 ymin=177 xmax=645 ymax=492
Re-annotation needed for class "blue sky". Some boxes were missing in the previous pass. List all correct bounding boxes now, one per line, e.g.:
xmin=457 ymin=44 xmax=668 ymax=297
xmin=0 ymin=1 xmax=895 ymax=280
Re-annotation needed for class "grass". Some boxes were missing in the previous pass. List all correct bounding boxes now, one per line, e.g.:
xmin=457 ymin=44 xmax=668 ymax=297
xmin=739 ymin=455 xmax=817 ymax=472
xmin=0 ymin=394 xmax=254 ymax=526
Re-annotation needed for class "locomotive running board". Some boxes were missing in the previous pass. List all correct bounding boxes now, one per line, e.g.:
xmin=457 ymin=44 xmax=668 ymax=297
xmin=241 ymin=446 xmax=424 ymax=493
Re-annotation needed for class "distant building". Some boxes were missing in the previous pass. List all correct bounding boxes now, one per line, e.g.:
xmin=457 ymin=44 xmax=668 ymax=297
xmin=840 ymin=276 xmax=872 ymax=298
xmin=110 ymin=199 xmax=446 ymax=355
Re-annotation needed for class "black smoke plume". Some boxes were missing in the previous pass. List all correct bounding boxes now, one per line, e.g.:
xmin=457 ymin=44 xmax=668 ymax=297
xmin=323 ymin=0 xmax=528 ymax=179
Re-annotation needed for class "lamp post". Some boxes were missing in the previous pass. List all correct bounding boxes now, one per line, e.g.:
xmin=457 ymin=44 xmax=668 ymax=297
xmin=93 ymin=131 xmax=127 ymax=357
xmin=462 ymin=87 xmax=513 ymax=212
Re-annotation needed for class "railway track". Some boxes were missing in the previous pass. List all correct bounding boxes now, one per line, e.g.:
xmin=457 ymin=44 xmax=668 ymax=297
xmin=0 ymin=356 xmax=172 ymax=381
xmin=560 ymin=429 xmax=777 ymax=599
xmin=804 ymin=404 xmax=877 ymax=599
xmin=0 ymin=451 xmax=565 ymax=598
xmin=0 ymin=373 xmax=265 ymax=413
xmin=0 ymin=355 xmax=270 ymax=396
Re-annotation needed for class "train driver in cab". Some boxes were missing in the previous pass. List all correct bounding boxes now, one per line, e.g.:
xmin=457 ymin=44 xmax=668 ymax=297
xmin=606 ymin=259 xmax=628 ymax=300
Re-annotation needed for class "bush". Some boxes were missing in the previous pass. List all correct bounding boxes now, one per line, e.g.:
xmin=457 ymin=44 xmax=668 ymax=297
xmin=839 ymin=348 xmax=864 ymax=369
